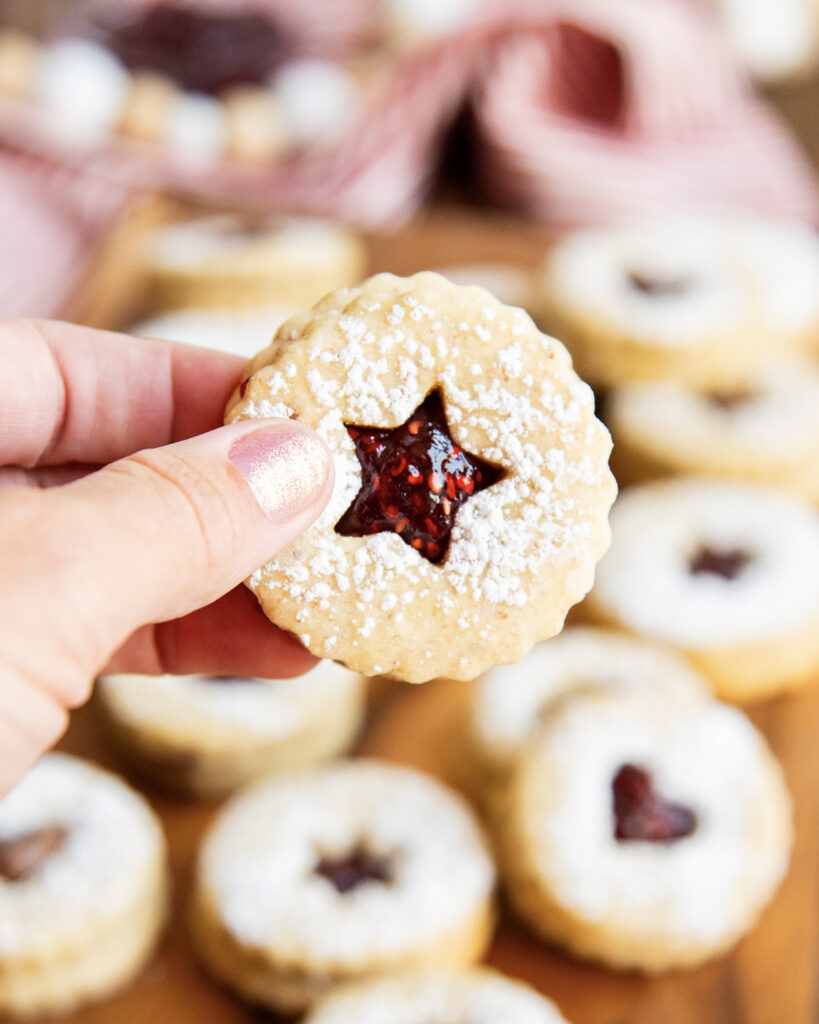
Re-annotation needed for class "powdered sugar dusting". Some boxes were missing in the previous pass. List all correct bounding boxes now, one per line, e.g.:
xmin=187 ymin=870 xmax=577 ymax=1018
xmin=198 ymin=760 xmax=494 ymax=960
xmin=514 ymin=690 xmax=791 ymax=951
xmin=0 ymin=755 xmax=164 ymax=956
xmin=228 ymin=272 xmax=615 ymax=680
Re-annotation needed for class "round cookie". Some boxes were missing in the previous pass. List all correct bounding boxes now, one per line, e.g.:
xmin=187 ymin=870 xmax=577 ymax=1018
xmin=498 ymin=688 xmax=792 ymax=972
xmin=466 ymin=627 xmax=708 ymax=800
xmin=191 ymin=759 xmax=496 ymax=1014
xmin=0 ymin=754 xmax=168 ymax=1018
xmin=96 ymin=661 xmax=367 ymax=799
xmin=607 ymin=355 xmax=819 ymax=502
xmin=584 ymin=478 xmax=819 ymax=701
xmin=304 ymin=969 xmax=571 ymax=1024
xmin=538 ymin=218 xmax=819 ymax=388
xmin=145 ymin=214 xmax=366 ymax=313
xmin=226 ymin=272 xmax=615 ymax=683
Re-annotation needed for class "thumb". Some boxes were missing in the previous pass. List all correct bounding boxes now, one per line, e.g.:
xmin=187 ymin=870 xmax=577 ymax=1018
xmin=7 ymin=417 xmax=333 ymax=704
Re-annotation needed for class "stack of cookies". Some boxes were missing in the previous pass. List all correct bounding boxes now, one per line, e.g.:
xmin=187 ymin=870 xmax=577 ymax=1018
xmin=537 ymin=215 xmax=819 ymax=701
xmin=129 ymin=211 xmax=367 ymax=357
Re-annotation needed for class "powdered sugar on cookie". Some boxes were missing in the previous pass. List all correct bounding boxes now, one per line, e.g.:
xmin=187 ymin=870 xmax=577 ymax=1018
xmin=228 ymin=273 xmax=615 ymax=682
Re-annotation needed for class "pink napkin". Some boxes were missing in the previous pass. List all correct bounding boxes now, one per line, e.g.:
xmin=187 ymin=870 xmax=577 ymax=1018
xmin=0 ymin=0 xmax=816 ymax=318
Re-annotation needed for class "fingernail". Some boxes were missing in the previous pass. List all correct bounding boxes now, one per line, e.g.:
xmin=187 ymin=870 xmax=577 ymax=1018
xmin=229 ymin=422 xmax=331 ymax=523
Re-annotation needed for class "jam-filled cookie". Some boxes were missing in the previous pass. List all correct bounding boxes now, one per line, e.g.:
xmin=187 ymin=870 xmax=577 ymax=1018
xmin=498 ymin=688 xmax=792 ymax=972
xmin=0 ymin=754 xmax=168 ymax=1018
xmin=226 ymin=272 xmax=616 ymax=682
xmin=466 ymin=627 xmax=707 ymax=800
xmin=191 ymin=759 xmax=496 ymax=1014
xmin=538 ymin=218 xmax=819 ymax=388
xmin=585 ymin=478 xmax=819 ymax=702
xmin=607 ymin=355 xmax=819 ymax=502
xmin=96 ymin=662 xmax=366 ymax=799
xmin=145 ymin=214 xmax=366 ymax=313
xmin=304 ymin=969 xmax=571 ymax=1024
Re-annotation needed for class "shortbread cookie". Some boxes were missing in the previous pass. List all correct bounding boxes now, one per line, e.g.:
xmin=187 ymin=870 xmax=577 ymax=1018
xmin=538 ymin=218 xmax=819 ymax=387
xmin=146 ymin=214 xmax=366 ymax=312
xmin=467 ymin=627 xmax=707 ymax=799
xmin=131 ymin=304 xmax=298 ymax=357
xmin=191 ymin=759 xmax=496 ymax=1014
xmin=585 ymin=478 xmax=819 ymax=701
xmin=435 ymin=263 xmax=536 ymax=311
xmin=607 ymin=356 xmax=819 ymax=502
xmin=0 ymin=754 xmax=168 ymax=1018
xmin=226 ymin=272 xmax=615 ymax=683
xmin=304 ymin=969 xmax=571 ymax=1024
xmin=498 ymin=688 xmax=792 ymax=972
xmin=96 ymin=662 xmax=366 ymax=799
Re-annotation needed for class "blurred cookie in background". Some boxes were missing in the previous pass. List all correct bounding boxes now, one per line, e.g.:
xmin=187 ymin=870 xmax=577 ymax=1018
xmin=96 ymin=663 xmax=367 ymax=800
xmin=537 ymin=217 xmax=819 ymax=388
xmin=464 ymin=626 xmax=708 ymax=806
xmin=191 ymin=759 xmax=496 ymax=1014
xmin=607 ymin=355 xmax=819 ymax=502
xmin=130 ymin=304 xmax=298 ymax=357
xmin=584 ymin=477 xmax=819 ymax=701
xmin=433 ymin=261 xmax=537 ymax=312
xmin=0 ymin=754 xmax=168 ymax=1019
xmin=496 ymin=686 xmax=792 ymax=971
xmin=143 ymin=213 xmax=366 ymax=312
xmin=303 ymin=969 xmax=572 ymax=1024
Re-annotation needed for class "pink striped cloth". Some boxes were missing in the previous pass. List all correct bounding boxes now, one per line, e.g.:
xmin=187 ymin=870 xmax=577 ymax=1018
xmin=0 ymin=0 xmax=816 ymax=317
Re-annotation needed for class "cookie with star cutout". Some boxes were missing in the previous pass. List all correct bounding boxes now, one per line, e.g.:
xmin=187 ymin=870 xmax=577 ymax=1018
xmin=226 ymin=272 xmax=616 ymax=683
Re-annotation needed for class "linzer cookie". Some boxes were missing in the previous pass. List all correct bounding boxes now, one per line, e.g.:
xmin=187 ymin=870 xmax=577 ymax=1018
xmin=607 ymin=355 xmax=819 ymax=502
xmin=226 ymin=272 xmax=615 ymax=683
xmin=191 ymin=759 xmax=496 ymax=1014
xmin=497 ymin=688 xmax=792 ymax=972
xmin=585 ymin=478 xmax=819 ymax=701
xmin=304 ymin=969 xmax=572 ymax=1024
xmin=145 ymin=214 xmax=366 ymax=313
xmin=466 ymin=627 xmax=707 ymax=802
xmin=96 ymin=662 xmax=366 ymax=799
xmin=0 ymin=754 xmax=168 ymax=1018
xmin=538 ymin=218 xmax=819 ymax=388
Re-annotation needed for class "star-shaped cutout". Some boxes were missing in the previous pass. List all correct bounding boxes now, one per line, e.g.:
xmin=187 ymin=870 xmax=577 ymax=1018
xmin=335 ymin=389 xmax=505 ymax=564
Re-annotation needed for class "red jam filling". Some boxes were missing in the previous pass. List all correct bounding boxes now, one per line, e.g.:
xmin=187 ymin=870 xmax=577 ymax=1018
xmin=335 ymin=389 xmax=505 ymax=564
xmin=627 ymin=271 xmax=692 ymax=297
xmin=0 ymin=825 xmax=68 ymax=882
xmin=689 ymin=545 xmax=751 ymax=581
xmin=102 ymin=6 xmax=287 ymax=95
xmin=612 ymin=765 xmax=696 ymax=843
xmin=315 ymin=845 xmax=393 ymax=895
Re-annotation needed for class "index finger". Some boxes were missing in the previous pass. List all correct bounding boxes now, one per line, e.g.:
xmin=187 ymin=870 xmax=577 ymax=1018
xmin=0 ymin=318 xmax=255 ymax=468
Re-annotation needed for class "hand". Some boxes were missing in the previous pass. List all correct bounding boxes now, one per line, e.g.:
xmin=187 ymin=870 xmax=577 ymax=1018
xmin=0 ymin=319 xmax=333 ymax=795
